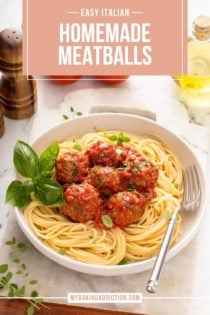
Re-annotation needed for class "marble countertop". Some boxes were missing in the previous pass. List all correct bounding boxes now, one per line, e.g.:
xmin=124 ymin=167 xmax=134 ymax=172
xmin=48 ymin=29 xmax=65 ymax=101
xmin=1 ymin=1 xmax=210 ymax=315
xmin=1 ymin=87 xmax=210 ymax=315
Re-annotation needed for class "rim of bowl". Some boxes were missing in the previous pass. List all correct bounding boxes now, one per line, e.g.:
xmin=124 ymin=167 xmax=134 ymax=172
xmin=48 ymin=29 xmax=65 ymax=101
xmin=14 ymin=113 xmax=207 ymax=275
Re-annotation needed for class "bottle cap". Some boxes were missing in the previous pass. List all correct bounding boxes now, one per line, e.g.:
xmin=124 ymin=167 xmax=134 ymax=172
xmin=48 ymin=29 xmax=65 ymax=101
xmin=193 ymin=15 xmax=210 ymax=40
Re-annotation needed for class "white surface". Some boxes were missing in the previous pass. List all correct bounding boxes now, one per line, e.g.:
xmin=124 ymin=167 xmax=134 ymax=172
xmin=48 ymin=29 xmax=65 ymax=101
xmin=0 ymin=88 xmax=209 ymax=315
xmin=15 ymin=113 xmax=207 ymax=276
xmin=1 ymin=0 xmax=210 ymax=314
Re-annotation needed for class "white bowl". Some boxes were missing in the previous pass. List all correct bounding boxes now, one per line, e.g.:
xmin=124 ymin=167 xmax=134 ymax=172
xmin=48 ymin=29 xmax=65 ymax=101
xmin=15 ymin=114 xmax=206 ymax=276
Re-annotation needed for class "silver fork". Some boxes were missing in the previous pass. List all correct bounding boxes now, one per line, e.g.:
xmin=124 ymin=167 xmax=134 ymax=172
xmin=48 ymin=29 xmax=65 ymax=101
xmin=146 ymin=165 xmax=201 ymax=293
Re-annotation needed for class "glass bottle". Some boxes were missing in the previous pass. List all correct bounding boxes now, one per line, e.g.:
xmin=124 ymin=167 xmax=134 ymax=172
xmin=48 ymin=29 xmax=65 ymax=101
xmin=174 ymin=15 xmax=210 ymax=124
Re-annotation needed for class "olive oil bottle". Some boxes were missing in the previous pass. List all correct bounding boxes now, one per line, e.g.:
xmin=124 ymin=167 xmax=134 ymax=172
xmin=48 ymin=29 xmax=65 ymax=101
xmin=174 ymin=16 xmax=210 ymax=124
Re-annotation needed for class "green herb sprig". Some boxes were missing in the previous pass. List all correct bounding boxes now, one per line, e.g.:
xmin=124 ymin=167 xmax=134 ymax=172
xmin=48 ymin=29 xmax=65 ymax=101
xmin=164 ymin=210 xmax=172 ymax=220
xmin=73 ymin=143 xmax=82 ymax=152
xmin=118 ymin=257 xmax=130 ymax=265
xmin=6 ymin=141 xmax=64 ymax=208
xmin=109 ymin=132 xmax=130 ymax=146
xmin=174 ymin=183 xmax=179 ymax=189
xmin=58 ymin=248 xmax=67 ymax=255
xmin=63 ymin=106 xmax=84 ymax=120
xmin=69 ymin=107 xmax=83 ymax=116
xmin=102 ymin=215 xmax=113 ymax=228
xmin=0 ymin=237 xmax=45 ymax=315
xmin=62 ymin=114 xmax=69 ymax=120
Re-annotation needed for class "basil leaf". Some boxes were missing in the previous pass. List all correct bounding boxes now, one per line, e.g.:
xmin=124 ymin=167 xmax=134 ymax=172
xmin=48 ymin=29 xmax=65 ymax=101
xmin=108 ymin=135 xmax=117 ymax=141
xmin=40 ymin=170 xmax=53 ymax=178
xmin=5 ymin=272 xmax=13 ymax=282
xmin=102 ymin=215 xmax=113 ymax=228
xmin=118 ymin=257 xmax=129 ymax=265
xmin=13 ymin=141 xmax=39 ymax=178
xmin=108 ymin=133 xmax=130 ymax=145
xmin=5 ymin=180 xmax=34 ymax=208
xmin=17 ymin=242 xmax=29 ymax=252
xmin=122 ymin=135 xmax=130 ymax=142
xmin=39 ymin=141 xmax=59 ymax=173
xmin=0 ymin=264 xmax=8 ymax=273
xmin=31 ymin=290 xmax=38 ymax=297
xmin=5 ymin=237 xmax=16 ymax=245
xmin=34 ymin=178 xmax=64 ymax=206
xmin=27 ymin=304 xmax=35 ymax=315
xmin=118 ymin=132 xmax=130 ymax=145
xmin=16 ymin=270 xmax=22 ymax=275
xmin=10 ymin=283 xmax=18 ymax=290
xmin=7 ymin=290 xmax=14 ymax=297
xmin=118 ymin=132 xmax=124 ymax=139
xmin=17 ymin=285 xmax=26 ymax=296
xmin=117 ymin=138 xmax=123 ymax=146
xmin=73 ymin=143 xmax=82 ymax=152
xmin=29 ymin=280 xmax=38 ymax=285
xmin=58 ymin=248 xmax=67 ymax=255
xmin=164 ymin=210 xmax=172 ymax=220
xmin=21 ymin=264 xmax=26 ymax=270
xmin=63 ymin=115 xmax=69 ymax=120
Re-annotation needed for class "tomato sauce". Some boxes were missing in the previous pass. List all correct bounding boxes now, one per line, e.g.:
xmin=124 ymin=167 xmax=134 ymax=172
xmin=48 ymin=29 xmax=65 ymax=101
xmin=58 ymin=140 xmax=159 ymax=229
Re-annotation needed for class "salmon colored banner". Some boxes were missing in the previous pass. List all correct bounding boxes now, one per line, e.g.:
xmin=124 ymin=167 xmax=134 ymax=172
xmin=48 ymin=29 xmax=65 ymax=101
xmin=22 ymin=0 xmax=187 ymax=76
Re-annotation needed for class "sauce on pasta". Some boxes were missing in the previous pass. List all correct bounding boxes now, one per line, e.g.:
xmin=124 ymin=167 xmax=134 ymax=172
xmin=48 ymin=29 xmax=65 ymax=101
xmin=24 ymin=131 xmax=183 ymax=265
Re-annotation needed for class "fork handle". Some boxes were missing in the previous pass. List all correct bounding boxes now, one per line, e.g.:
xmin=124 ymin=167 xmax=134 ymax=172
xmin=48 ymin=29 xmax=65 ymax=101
xmin=146 ymin=208 xmax=180 ymax=293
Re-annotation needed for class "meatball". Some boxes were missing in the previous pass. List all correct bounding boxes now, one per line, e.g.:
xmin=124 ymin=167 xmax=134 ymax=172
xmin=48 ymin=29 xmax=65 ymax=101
xmin=123 ymin=156 xmax=159 ymax=193
xmin=87 ymin=166 xmax=126 ymax=195
xmin=55 ymin=151 xmax=89 ymax=184
xmin=87 ymin=141 xmax=122 ymax=167
xmin=107 ymin=191 xmax=147 ymax=228
xmin=124 ymin=150 xmax=145 ymax=165
xmin=142 ymin=187 xmax=157 ymax=200
xmin=61 ymin=183 xmax=102 ymax=223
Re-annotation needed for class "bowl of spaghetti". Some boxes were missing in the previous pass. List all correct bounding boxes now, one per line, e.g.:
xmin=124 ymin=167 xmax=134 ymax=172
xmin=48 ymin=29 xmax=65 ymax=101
xmin=14 ymin=113 xmax=206 ymax=276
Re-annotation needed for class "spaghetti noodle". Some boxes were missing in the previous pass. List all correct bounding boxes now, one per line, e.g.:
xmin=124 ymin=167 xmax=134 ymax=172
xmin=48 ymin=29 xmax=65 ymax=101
xmin=24 ymin=131 xmax=183 ymax=265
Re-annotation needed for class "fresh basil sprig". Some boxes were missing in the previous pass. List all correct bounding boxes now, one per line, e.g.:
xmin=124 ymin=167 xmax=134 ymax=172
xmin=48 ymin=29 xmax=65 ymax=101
xmin=34 ymin=178 xmax=64 ymax=206
xmin=39 ymin=141 xmax=60 ymax=174
xmin=1 ymin=237 xmax=44 ymax=315
xmin=6 ymin=180 xmax=34 ymax=208
xmin=13 ymin=141 xmax=39 ymax=178
xmin=73 ymin=142 xmax=82 ymax=152
xmin=109 ymin=132 xmax=130 ymax=146
xmin=6 ymin=140 xmax=64 ymax=207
